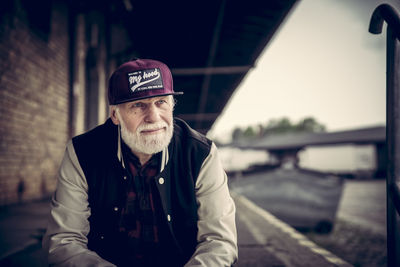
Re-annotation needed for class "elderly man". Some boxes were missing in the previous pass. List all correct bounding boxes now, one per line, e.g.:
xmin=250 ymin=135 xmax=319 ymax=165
xmin=43 ymin=59 xmax=237 ymax=266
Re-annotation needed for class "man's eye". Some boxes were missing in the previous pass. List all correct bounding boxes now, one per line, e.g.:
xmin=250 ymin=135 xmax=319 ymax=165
xmin=131 ymin=103 xmax=144 ymax=108
xmin=156 ymin=100 xmax=167 ymax=105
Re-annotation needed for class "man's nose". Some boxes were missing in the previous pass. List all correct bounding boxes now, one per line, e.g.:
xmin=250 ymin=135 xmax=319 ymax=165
xmin=144 ymin=104 xmax=161 ymax=122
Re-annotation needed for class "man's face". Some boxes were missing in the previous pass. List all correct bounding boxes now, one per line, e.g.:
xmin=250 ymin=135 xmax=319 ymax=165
xmin=111 ymin=95 xmax=174 ymax=156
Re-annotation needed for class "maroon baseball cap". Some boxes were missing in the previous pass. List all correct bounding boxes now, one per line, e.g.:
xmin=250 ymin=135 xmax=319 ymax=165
xmin=108 ymin=59 xmax=183 ymax=105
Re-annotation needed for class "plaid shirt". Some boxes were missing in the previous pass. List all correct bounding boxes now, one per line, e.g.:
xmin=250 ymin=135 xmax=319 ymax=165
xmin=119 ymin=142 xmax=161 ymax=266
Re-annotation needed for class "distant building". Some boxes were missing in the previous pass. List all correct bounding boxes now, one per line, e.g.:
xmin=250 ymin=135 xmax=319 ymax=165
xmin=218 ymin=147 xmax=270 ymax=172
xmin=298 ymin=144 xmax=379 ymax=178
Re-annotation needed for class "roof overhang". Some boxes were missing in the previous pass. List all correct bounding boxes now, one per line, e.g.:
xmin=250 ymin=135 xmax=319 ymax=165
xmin=108 ymin=0 xmax=298 ymax=133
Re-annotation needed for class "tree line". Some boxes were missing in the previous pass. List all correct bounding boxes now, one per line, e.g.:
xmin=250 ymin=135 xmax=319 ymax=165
xmin=231 ymin=117 xmax=326 ymax=141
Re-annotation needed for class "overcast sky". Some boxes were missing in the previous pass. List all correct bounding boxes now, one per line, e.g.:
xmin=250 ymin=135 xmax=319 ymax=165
xmin=208 ymin=0 xmax=400 ymax=142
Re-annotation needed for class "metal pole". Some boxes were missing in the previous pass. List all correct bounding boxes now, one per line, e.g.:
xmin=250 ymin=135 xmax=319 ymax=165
xmin=386 ymin=25 xmax=400 ymax=267
xmin=369 ymin=4 xmax=400 ymax=267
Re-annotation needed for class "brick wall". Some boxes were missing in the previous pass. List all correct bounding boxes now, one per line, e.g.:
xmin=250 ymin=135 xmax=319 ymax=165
xmin=0 ymin=1 xmax=70 ymax=205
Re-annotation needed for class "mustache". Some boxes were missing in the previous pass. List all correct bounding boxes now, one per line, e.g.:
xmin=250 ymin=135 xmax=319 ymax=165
xmin=137 ymin=122 xmax=169 ymax=132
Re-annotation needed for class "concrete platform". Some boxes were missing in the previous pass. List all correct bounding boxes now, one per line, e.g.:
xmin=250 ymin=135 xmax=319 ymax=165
xmin=0 ymin=198 xmax=50 ymax=267
xmin=233 ymin=192 xmax=351 ymax=267
xmin=0 ymin=194 xmax=352 ymax=267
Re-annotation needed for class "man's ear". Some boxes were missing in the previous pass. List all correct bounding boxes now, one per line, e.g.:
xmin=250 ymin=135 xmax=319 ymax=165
xmin=110 ymin=106 xmax=120 ymax=125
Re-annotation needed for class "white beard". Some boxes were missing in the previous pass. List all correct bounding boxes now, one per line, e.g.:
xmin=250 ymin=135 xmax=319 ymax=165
xmin=118 ymin=116 xmax=173 ymax=155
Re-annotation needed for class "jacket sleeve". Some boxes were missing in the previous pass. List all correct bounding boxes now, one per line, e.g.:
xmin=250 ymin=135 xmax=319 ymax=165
xmin=42 ymin=141 xmax=116 ymax=267
xmin=184 ymin=143 xmax=238 ymax=267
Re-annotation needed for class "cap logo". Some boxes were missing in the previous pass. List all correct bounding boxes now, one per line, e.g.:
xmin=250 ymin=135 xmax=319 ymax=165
xmin=127 ymin=68 xmax=164 ymax=92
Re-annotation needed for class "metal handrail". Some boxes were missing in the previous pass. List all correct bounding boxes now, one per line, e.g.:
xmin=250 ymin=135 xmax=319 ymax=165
xmin=369 ymin=4 xmax=400 ymax=267
xmin=369 ymin=4 xmax=400 ymax=39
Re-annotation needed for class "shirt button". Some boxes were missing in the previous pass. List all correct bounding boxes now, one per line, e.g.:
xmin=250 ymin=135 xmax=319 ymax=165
xmin=167 ymin=214 xmax=171 ymax=221
xmin=123 ymin=175 xmax=127 ymax=180
xmin=100 ymin=235 xmax=104 ymax=240
xmin=114 ymin=207 xmax=119 ymax=211
xmin=158 ymin=177 xmax=165 ymax=185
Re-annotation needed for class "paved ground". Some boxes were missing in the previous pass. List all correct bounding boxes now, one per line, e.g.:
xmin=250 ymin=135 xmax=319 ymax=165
xmin=0 ymin=199 xmax=50 ymax=266
xmin=229 ymin=168 xmax=344 ymax=232
xmin=336 ymin=179 xmax=386 ymax=235
xmin=233 ymin=192 xmax=351 ymax=267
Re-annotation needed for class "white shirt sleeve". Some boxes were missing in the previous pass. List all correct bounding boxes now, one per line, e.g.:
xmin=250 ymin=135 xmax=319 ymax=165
xmin=42 ymin=141 xmax=116 ymax=267
xmin=184 ymin=143 xmax=238 ymax=266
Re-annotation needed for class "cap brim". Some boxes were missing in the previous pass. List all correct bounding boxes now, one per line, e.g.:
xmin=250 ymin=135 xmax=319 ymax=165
xmin=114 ymin=91 xmax=184 ymax=105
